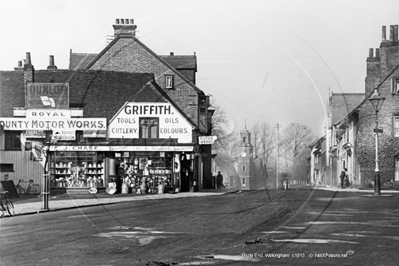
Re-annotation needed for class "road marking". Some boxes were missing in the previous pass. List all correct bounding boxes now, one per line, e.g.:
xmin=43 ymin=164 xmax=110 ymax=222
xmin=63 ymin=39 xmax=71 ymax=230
xmin=331 ymin=233 xmax=399 ymax=240
xmin=261 ymin=231 xmax=289 ymax=234
xmin=306 ymin=221 xmax=399 ymax=228
xmin=66 ymin=214 xmax=102 ymax=219
xmin=95 ymin=227 xmax=184 ymax=245
xmin=196 ymin=255 xmax=260 ymax=262
xmin=307 ymin=211 xmax=352 ymax=216
xmin=279 ymin=226 xmax=306 ymax=229
xmin=269 ymin=239 xmax=358 ymax=244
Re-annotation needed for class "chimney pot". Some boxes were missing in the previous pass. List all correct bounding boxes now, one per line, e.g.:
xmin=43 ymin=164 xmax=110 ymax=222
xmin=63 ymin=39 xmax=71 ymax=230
xmin=125 ymin=19 xmax=129 ymax=24
xmin=130 ymin=19 xmax=134 ymax=24
xmin=116 ymin=18 xmax=120 ymax=24
xmin=395 ymin=25 xmax=398 ymax=41
xmin=18 ymin=61 xmax=22 ymax=67
xmin=376 ymin=48 xmax=380 ymax=58
xmin=170 ymin=52 xmax=174 ymax=56
xmin=26 ymin=52 xmax=31 ymax=65
xmin=47 ymin=55 xmax=57 ymax=70
xmin=120 ymin=19 xmax=124 ymax=24
xmin=382 ymin=26 xmax=386 ymax=41
xmin=369 ymin=48 xmax=373 ymax=58
xmin=49 ymin=55 xmax=54 ymax=66
xmin=390 ymin=25 xmax=394 ymax=41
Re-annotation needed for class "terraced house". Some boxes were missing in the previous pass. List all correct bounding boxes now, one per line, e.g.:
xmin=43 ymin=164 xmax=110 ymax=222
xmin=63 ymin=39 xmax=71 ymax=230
xmin=321 ymin=25 xmax=399 ymax=189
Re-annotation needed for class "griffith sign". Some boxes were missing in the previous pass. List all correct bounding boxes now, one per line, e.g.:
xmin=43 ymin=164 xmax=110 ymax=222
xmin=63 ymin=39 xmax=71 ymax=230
xmin=108 ymin=102 xmax=192 ymax=143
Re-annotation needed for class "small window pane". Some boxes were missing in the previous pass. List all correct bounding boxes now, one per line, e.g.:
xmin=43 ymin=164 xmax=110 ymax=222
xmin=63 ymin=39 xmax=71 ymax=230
xmin=395 ymin=116 xmax=399 ymax=137
xmin=140 ymin=118 xmax=159 ymax=139
xmin=5 ymin=131 xmax=21 ymax=150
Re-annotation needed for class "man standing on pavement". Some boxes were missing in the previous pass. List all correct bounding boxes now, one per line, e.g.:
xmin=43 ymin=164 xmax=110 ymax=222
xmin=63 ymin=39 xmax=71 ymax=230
xmin=216 ymin=171 xmax=223 ymax=189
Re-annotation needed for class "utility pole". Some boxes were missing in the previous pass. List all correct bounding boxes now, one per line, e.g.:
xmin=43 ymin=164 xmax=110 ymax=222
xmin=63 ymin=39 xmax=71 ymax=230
xmin=276 ymin=123 xmax=279 ymax=189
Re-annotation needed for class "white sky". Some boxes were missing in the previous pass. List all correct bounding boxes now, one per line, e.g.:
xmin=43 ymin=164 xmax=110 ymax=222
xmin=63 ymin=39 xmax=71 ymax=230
xmin=1 ymin=0 xmax=398 ymax=136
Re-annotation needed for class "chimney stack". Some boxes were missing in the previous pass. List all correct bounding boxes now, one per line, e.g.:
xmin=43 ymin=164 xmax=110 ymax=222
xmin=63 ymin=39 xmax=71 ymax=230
xmin=47 ymin=55 xmax=58 ymax=70
xmin=23 ymin=52 xmax=34 ymax=86
xmin=113 ymin=18 xmax=137 ymax=36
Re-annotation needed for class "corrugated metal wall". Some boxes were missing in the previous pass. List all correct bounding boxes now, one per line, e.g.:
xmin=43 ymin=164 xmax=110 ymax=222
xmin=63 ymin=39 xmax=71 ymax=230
xmin=0 ymin=150 xmax=44 ymax=191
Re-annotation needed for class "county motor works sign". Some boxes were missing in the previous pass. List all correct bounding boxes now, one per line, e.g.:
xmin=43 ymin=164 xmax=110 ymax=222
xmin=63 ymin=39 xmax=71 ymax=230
xmin=26 ymin=83 xmax=69 ymax=109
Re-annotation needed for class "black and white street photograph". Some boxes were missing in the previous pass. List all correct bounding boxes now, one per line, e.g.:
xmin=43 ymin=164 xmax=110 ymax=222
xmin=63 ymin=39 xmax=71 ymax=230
xmin=1 ymin=0 xmax=399 ymax=265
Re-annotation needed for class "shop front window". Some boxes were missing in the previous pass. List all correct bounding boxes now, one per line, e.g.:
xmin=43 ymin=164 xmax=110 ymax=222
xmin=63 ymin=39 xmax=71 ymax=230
xmin=116 ymin=151 xmax=173 ymax=194
xmin=51 ymin=151 xmax=104 ymax=188
xmin=139 ymin=118 xmax=159 ymax=139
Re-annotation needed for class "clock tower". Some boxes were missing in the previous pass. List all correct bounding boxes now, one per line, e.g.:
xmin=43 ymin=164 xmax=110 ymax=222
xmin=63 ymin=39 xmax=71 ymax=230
xmin=238 ymin=128 xmax=253 ymax=190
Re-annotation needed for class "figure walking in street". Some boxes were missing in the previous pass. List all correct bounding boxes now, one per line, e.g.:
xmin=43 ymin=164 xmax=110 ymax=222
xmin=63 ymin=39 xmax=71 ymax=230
xmin=340 ymin=168 xmax=347 ymax=188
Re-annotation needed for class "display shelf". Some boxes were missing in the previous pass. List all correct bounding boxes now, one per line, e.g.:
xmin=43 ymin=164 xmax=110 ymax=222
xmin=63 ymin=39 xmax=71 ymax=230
xmin=50 ymin=151 xmax=105 ymax=188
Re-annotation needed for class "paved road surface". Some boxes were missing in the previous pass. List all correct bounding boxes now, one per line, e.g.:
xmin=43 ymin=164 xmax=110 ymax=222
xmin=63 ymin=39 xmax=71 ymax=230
xmin=1 ymin=188 xmax=398 ymax=265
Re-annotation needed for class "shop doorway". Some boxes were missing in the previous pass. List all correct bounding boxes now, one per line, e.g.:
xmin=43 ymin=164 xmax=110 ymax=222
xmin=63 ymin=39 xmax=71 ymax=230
xmin=180 ymin=155 xmax=193 ymax=192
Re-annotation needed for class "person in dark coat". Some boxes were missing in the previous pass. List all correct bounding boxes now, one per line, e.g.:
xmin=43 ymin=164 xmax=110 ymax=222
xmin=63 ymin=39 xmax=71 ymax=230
xmin=344 ymin=169 xmax=350 ymax=188
xmin=216 ymin=171 xmax=223 ymax=189
xmin=340 ymin=168 xmax=346 ymax=188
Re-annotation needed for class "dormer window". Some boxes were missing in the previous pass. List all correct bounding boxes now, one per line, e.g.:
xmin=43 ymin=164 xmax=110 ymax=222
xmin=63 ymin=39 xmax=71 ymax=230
xmin=392 ymin=78 xmax=399 ymax=94
xmin=165 ymin=75 xmax=174 ymax=89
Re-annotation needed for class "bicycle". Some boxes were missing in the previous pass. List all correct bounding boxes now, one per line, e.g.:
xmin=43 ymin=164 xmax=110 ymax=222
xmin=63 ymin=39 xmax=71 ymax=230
xmin=0 ymin=191 xmax=15 ymax=218
xmin=15 ymin=179 xmax=38 ymax=195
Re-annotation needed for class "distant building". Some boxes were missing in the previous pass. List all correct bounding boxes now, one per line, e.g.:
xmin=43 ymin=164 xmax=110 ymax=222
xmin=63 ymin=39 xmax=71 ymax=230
xmin=235 ymin=128 xmax=266 ymax=190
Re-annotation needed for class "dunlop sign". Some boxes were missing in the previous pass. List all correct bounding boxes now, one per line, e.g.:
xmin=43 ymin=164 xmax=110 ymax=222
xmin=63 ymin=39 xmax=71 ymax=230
xmin=26 ymin=83 xmax=69 ymax=109
xmin=0 ymin=118 xmax=107 ymax=130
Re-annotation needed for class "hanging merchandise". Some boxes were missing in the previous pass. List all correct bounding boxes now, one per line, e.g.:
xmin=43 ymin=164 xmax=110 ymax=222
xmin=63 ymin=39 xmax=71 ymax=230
xmin=174 ymin=154 xmax=181 ymax=172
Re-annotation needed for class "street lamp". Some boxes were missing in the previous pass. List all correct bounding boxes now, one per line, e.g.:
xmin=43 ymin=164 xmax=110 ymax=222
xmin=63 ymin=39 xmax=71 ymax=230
xmin=368 ymin=87 xmax=385 ymax=196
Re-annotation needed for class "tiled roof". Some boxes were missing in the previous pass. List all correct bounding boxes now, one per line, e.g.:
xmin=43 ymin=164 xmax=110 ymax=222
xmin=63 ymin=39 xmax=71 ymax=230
xmin=331 ymin=93 xmax=365 ymax=125
xmin=69 ymin=52 xmax=98 ymax=70
xmin=159 ymin=55 xmax=197 ymax=71
xmin=0 ymin=70 xmax=195 ymax=127
xmin=0 ymin=71 xmax=25 ymax=116
xmin=84 ymin=35 xmax=204 ymax=95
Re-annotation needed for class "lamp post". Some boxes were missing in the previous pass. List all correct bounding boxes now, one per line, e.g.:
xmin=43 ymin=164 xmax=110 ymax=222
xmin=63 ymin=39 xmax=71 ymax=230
xmin=368 ymin=87 xmax=385 ymax=196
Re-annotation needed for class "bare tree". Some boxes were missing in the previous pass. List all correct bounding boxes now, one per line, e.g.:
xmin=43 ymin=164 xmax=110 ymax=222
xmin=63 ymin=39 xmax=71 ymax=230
xmin=258 ymin=122 xmax=276 ymax=168
xmin=211 ymin=103 xmax=235 ymax=154
xmin=280 ymin=123 xmax=314 ymax=178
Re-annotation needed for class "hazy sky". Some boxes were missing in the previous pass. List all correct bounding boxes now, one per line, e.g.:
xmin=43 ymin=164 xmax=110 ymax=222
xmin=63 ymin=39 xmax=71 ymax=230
xmin=1 ymin=0 xmax=398 ymax=136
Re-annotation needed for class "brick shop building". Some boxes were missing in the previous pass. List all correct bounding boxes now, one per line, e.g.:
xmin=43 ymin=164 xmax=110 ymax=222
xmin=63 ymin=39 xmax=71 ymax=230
xmin=69 ymin=18 xmax=215 ymax=189
xmin=0 ymin=54 xmax=205 ymax=194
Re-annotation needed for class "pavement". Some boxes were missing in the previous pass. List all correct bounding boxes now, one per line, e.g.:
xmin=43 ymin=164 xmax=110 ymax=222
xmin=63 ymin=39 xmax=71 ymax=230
xmin=3 ymin=188 xmax=238 ymax=217
xmin=3 ymin=185 xmax=399 ymax=217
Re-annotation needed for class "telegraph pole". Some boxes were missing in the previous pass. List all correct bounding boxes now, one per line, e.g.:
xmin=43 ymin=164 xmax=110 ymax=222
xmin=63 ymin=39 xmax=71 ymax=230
xmin=276 ymin=123 xmax=279 ymax=189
